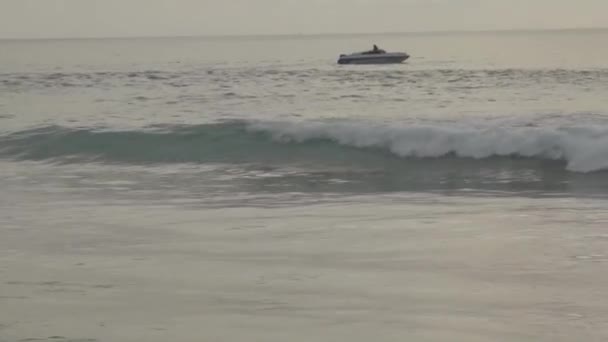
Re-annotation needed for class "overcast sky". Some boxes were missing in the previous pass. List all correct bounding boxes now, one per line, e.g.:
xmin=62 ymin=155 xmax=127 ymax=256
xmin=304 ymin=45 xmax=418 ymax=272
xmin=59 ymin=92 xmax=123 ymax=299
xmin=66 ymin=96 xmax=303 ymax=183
xmin=1 ymin=0 xmax=607 ymax=39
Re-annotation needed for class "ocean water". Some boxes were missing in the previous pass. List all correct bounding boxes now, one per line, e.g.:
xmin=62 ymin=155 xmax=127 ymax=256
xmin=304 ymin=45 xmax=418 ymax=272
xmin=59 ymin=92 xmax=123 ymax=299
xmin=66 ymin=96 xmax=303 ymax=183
xmin=2 ymin=30 xmax=608 ymax=341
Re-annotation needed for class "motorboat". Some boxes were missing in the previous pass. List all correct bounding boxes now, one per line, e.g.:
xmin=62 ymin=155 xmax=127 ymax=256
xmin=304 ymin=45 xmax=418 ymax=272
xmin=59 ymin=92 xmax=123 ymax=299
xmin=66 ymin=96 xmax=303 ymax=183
xmin=337 ymin=46 xmax=409 ymax=65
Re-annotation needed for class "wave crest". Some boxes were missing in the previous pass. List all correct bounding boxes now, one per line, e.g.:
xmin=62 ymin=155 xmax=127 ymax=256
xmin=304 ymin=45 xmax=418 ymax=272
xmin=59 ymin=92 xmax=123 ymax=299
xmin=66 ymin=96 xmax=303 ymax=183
xmin=248 ymin=121 xmax=608 ymax=172
xmin=2 ymin=120 xmax=608 ymax=173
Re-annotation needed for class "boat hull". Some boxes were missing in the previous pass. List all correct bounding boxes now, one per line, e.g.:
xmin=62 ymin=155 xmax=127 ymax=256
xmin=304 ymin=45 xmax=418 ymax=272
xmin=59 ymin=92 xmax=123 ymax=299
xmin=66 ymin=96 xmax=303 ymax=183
xmin=338 ymin=53 xmax=409 ymax=65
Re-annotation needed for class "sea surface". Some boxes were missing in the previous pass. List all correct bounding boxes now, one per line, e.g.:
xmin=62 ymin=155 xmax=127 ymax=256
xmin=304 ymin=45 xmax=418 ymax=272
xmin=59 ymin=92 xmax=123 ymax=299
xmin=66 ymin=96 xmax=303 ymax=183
xmin=1 ymin=30 xmax=608 ymax=341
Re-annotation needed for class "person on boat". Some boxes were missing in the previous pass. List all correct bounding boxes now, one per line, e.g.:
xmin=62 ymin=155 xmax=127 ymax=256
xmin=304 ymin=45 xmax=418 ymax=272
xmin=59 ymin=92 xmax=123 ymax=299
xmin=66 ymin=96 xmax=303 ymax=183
xmin=371 ymin=44 xmax=386 ymax=54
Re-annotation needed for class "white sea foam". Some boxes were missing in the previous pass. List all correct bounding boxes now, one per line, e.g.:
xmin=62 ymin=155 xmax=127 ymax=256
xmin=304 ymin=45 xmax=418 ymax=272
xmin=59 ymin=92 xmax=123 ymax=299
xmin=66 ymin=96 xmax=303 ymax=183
xmin=248 ymin=121 xmax=608 ymax=173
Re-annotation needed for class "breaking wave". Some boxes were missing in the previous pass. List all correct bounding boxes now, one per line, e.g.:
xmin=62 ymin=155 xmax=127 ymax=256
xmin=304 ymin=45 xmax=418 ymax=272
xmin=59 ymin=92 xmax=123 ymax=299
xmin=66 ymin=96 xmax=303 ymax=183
xmin=2 ymin=120 xmax=608 ymax=173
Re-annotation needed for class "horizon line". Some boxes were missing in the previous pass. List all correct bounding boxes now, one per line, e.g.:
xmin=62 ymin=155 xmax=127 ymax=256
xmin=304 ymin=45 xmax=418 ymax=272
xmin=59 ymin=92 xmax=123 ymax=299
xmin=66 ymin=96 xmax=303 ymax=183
xmin=1 ymin=26 xmax=607 ymax=41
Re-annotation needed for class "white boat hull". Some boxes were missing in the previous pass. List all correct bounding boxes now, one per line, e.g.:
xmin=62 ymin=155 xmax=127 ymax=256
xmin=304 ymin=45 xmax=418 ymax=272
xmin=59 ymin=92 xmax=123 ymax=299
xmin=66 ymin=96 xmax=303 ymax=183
xmin=338 ymin=52 xmax=409 ymax=65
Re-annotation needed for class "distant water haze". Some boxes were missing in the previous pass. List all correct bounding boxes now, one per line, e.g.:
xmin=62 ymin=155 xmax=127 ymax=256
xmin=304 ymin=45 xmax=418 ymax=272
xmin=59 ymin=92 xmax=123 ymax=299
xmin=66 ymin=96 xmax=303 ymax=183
xmin=1 ymin=0 xmax=608 ymax=39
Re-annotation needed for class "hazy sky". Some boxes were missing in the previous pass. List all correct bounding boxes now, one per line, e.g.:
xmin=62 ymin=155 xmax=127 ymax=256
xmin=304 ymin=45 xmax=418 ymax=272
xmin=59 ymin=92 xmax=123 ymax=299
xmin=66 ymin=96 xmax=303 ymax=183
xmin=1 ymin=0 xmax=607 ymax=39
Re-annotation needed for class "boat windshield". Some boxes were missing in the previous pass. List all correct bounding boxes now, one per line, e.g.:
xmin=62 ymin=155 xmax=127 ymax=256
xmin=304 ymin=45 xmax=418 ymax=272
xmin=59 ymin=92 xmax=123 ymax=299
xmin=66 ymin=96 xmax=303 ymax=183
xmin=362 ymin=49 xmax=386 ymax=55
